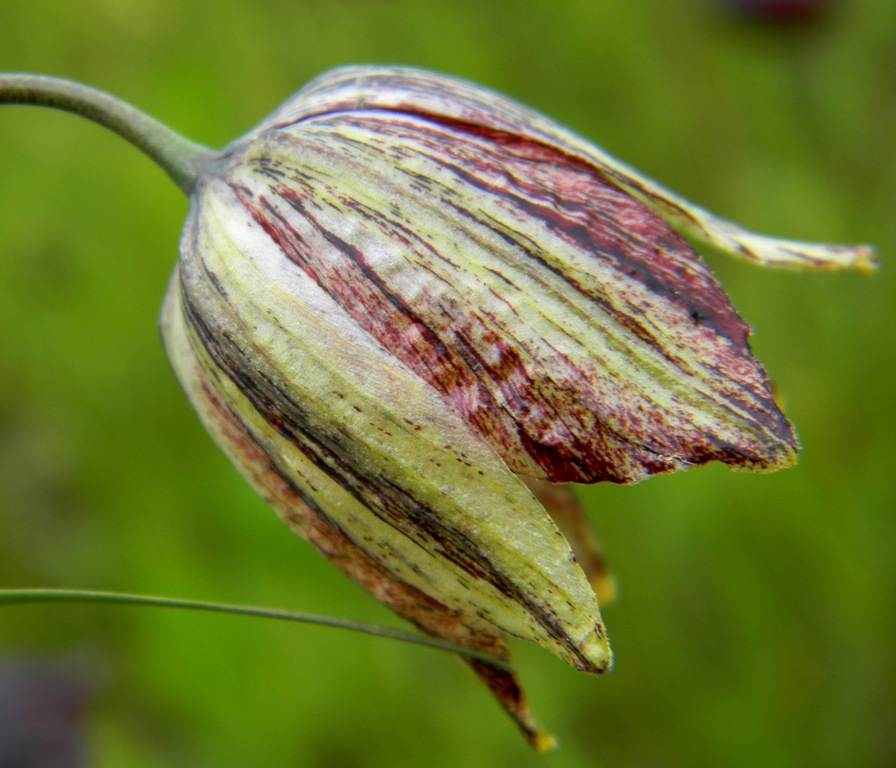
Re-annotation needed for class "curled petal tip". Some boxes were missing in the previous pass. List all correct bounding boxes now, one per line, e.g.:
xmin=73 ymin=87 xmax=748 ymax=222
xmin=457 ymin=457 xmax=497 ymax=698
xmin=853 ymin=244 xmax=879 ymax=274
xmin=720 ymin=232 xmax=880 ymax=272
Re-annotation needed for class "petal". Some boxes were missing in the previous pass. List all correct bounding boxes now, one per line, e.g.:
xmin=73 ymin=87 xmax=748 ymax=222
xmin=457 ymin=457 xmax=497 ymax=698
xmin=220 ymin=110 xmax=796 ymax=483
xmin=259 ymin=65 xmax=874 ymax=272
xmin=161 ymin=178 xmax=611 ymax=678
xmin=163 ymin=277 xmax=554 ymax=747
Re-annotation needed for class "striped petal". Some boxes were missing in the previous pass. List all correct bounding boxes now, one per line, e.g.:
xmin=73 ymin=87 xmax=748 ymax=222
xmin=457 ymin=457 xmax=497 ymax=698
xmin=161 ymin=179 xmax=612 ymax=745
xmin=217 ymin=105 xmax=796 ymax=484
xmin=259 ymin=65 xmax=875 ymax=272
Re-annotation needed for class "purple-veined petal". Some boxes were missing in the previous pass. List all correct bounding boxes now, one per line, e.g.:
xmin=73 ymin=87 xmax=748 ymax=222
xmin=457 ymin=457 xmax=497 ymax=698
xmin=255 ymin=65 xmax=874 ymax=272
xmin=219 ymin=109 xmax=797 ymax=484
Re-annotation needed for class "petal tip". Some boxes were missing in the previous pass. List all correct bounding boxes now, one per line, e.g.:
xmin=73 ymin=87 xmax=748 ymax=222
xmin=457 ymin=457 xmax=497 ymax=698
xmin=733 ymin=438 xmax=798 ymax=474
xmin=766 ymin=443 xmax=799 ymax=472
xmin=569 ymin=627 xmax=614 ymax=675
xmin=532 ymin=733 xmax=559 ymax=752
xmin=853 ymin=244 xmax=879 ymax=275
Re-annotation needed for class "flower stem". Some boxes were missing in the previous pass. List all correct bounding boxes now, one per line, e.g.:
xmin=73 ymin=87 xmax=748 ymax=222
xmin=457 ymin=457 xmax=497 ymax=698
xmin=0 ymin=588 xmax=515 ymax=671
xmin=0 ymin=74 xmax=213 ymax=194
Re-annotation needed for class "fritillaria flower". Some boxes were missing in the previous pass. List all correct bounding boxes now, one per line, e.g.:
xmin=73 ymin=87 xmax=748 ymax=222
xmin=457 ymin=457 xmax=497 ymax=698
xmin=1 ymin=66 xmax=873 ymax=748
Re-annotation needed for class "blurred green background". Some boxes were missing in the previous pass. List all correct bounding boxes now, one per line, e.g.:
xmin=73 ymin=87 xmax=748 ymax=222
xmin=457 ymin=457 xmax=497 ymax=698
xmin=1 ymin=0 xmax=893 ymax=765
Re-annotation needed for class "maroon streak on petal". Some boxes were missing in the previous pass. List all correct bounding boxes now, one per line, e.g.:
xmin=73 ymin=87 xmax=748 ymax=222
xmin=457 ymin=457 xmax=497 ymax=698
xmin=255 ymin=66 xmax=874 ymax=273
xmin=221 ymin=110 xmax=796 ymax=485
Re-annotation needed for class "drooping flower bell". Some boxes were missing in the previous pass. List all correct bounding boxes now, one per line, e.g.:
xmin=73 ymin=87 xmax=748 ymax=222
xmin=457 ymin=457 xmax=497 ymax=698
xmin=1 ymin=66 xmax=874 ymax=749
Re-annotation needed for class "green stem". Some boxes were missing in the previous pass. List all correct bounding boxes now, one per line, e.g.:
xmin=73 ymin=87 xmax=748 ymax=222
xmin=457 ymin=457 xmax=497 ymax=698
xmin=0 ymin=588 xmax=514 ymax=672
xmin=0 ymin=74 xmax=213 ymax=193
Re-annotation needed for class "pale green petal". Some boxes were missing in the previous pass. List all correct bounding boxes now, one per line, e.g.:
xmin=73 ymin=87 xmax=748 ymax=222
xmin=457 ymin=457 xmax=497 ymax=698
xmin=161 ymin=178 xmax=612 ymax=674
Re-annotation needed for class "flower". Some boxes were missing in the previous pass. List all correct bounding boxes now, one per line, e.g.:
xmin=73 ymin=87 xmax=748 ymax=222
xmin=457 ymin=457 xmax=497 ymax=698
xmin=159 ymin=65 xmax=873 ymax=748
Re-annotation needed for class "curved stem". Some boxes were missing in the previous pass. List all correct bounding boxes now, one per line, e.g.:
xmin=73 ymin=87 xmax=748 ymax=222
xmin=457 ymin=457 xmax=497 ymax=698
xmin=0 ymin=588 xmax=514 ymax=672
xmin=0 ymin=74 xmax=213 ymax=194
